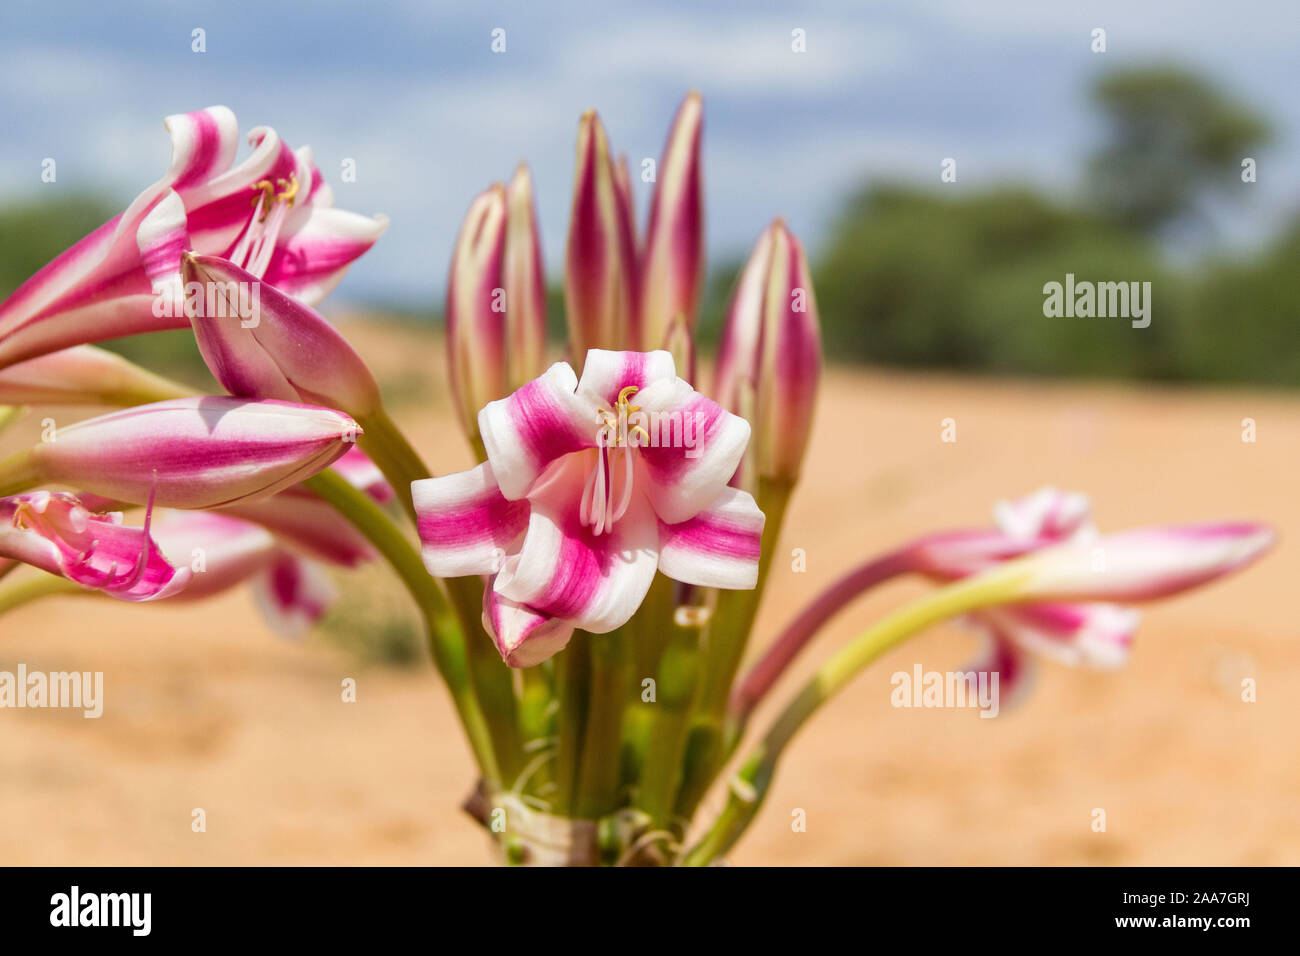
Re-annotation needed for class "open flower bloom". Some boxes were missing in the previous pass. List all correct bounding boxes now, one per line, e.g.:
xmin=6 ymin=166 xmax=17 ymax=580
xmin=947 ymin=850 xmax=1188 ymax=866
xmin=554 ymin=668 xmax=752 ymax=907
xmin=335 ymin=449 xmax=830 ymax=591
xmin=0 ymin=106 xmax=387 ymax=370
xmin=0 ymin=491 xmax=190 ymax=601
xmin=908 ymin=487 xmax=1273 ymax=699
xmin=413 ymin=349 xmax=764 ymax=666
xmin=25 ymin=397 xmax=360 ymax=509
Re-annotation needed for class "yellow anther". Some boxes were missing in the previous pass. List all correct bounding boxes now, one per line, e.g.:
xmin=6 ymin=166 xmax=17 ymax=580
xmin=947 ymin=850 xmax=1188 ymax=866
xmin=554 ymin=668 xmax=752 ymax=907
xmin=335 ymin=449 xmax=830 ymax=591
xmin=250 ymin=179 xmax=277 ymax=219
xmin=249 ymin=173 xmax=299 ymax=222
xmin=275 ymin=173 xmax=299 ymax=208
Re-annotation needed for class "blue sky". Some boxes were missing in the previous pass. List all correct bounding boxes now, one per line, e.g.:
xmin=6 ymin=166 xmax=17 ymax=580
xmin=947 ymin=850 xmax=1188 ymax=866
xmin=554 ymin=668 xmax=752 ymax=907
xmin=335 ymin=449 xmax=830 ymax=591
xmin=2 ymin=0 xmax=1297 ymax=308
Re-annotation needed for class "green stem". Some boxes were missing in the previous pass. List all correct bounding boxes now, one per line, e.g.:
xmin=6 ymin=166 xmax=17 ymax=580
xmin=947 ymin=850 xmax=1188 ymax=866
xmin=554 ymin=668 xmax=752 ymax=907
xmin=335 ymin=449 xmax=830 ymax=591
xmin=354 ymin=408 xmax=524 ymax=784
xmin=553 ymin=637 xmax=592 ymax=816
xmin=355 ymin=408 xmax=431 ymax=526
xmin=635 ymin=608 xmax=708 ymax=829
xmin=0 ymin=571 xmax=83 ymax=615
xmin=679 ymin=564 xmax=1032 ymax=865
xmin=672 ymin=477 xmax=792 ymax=820
xmin=304 ymin=468 xmax=500 ymax=783
xmin=0 ymin=448 xmax=40 ymax=497
xmin=574 ymin=627 xmax=631 ymax=818
xmin=619 ymin=574 xmax=678 ymax=791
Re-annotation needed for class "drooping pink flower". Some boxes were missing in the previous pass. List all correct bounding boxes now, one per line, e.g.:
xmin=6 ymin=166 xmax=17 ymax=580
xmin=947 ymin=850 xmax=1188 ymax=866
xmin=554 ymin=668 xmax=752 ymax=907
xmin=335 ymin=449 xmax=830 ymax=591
xmin=734 ymin=488 xmax=1273 ymax=719
xmin=150 ymin=510 xmax=337 ymax=635
xmin=910 ymin=488 xmax=1272 ymax=699
xmin=412 ymin=349 xmax=763 ymax=666
xmin=0 ymin=106 xmax=387 ymax=370
xmin=0 ymin=491 xmax=190 ymax=601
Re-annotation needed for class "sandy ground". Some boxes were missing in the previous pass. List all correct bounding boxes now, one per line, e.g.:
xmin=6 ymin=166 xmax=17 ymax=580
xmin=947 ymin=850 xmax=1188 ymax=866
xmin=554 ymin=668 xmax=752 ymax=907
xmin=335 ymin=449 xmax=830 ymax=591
xmin=1 ymin=320 xmax=1296 ymax=865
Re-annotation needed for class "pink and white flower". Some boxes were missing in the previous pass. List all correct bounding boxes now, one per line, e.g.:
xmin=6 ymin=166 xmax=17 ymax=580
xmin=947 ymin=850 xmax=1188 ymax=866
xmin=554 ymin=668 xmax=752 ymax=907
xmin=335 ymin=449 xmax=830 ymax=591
xmin=0 ymin=106 xmax=387 ymax=370
xmin=150 ymin=510 xmax=337 ymax=635
xmin=413 ymin=349 xmax=763 ymax=666
xmin=0 ymin=491 xmax=190 ymax=601
xmin=910 ymin=487 xmax=1273 ymax=699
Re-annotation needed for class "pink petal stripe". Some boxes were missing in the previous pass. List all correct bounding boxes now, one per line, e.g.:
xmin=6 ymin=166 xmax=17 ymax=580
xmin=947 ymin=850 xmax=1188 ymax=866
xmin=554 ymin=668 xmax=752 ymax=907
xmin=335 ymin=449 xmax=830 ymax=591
xmin=482 ymin=585 xmax=575 ymax=667
xmin=575 ymin=348 xmax=677 ymax=407
xmin=412 ymin=462 xmax=529 ymax=577
xmin=635 ymin=377 xmax=751 ymax=525
xmin=657 ymin=486 xmax=763 ymax=588
xmin=478 ymin=361 xmax=599 ymax=500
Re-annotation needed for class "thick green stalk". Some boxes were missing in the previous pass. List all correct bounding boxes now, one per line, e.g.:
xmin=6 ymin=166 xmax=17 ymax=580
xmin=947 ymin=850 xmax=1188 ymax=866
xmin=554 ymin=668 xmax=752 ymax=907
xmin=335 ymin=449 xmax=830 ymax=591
xmin=0 ymin=571 xmax=83 ymax=615
xmin=679 ymin=564 xmax=1032 ymax=865
xmin=304 ymin=468 xmax=500 ymax=783
xmin=0 ymin=448 xmax=40 ymax=497
xmin=672 ymin=477 xmax=792 ymax=820
xmin=635 ymin=609 xmax=708 ymax=829
xmin=354 ymin=408 xmax=523 ymax=783
xmin=574 ymin=627 xmax=632 ymax=818
xmin=620 ymin=574 xmax=680 ymax=788
xmin=553 ymin=637 xmax=592 ymax=816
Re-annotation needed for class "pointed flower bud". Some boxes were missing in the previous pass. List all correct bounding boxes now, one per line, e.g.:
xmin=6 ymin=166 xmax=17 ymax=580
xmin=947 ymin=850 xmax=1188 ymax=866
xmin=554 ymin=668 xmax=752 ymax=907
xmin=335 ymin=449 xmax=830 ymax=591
xmin=0 ymin=345 xmax=194 ymax=407
xmin=504 ymin=165 xmax=548 ymax=391
xmin=715 ymin=220 xmax=821 ymax=484
xmin=183 ymin=253 xmax=381 ymax=418
xmin=447 ymin=184 xmax=508 ymax=440
xmin=565 ymin=111 xmax=637 ymax=361
xmin=22 ymin=397 xmax=359 ymax=509
xmin=640 ymin=92 xmax=703 ymax=353
xmin=1014 ymin=521 xmax=1275 ymax=603
xmin=446 ymin=169 xmax=549 ymax=447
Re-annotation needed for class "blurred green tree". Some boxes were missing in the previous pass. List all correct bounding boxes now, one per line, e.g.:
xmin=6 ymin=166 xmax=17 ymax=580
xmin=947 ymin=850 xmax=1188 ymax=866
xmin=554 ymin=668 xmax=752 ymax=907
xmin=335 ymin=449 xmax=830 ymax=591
xmin=1086 ymin=65 xmax=1272 ymax=234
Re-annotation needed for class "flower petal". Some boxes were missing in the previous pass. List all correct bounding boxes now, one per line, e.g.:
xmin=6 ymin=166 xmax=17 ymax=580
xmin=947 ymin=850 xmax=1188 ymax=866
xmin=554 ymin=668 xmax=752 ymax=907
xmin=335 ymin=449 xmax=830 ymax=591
xmin=259 ymin=205 xmax=389 ymax=306
xmin=963 ymin=632 xmax=1034 ymax=712
xmin=250 ymin=552 xmax=336 ymax=637
xmin=482 ymin=585 xmax=575 ymax=667
xmin=993 ymin=487 xmax=1094 ymax=543
xmin=982 ymin=602 xmax=1138 ymax=669
xmin=657 ymin=486 xmax=764 ymax=589
xmin=494 ymin=454 xmax=659 ymax=634
xmin=151 ymin=510 xmax=277 ymax=599
xmin=0 ymin=491 xmax=191 ymax=601
xmin=478 ymin=361 xmax=599 ymax=500
xmin=220 ymin=489 xmax=376 ymax=568
xmin=575 ymin=348 xmax=677 ymax=407
xmin=1020 ymin=521 xmax=1276 ymax=602
xmin=412 ymin=461 xmax=529 ymax=577
xmin=633 ymin=375 xmax=751 ymax=525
